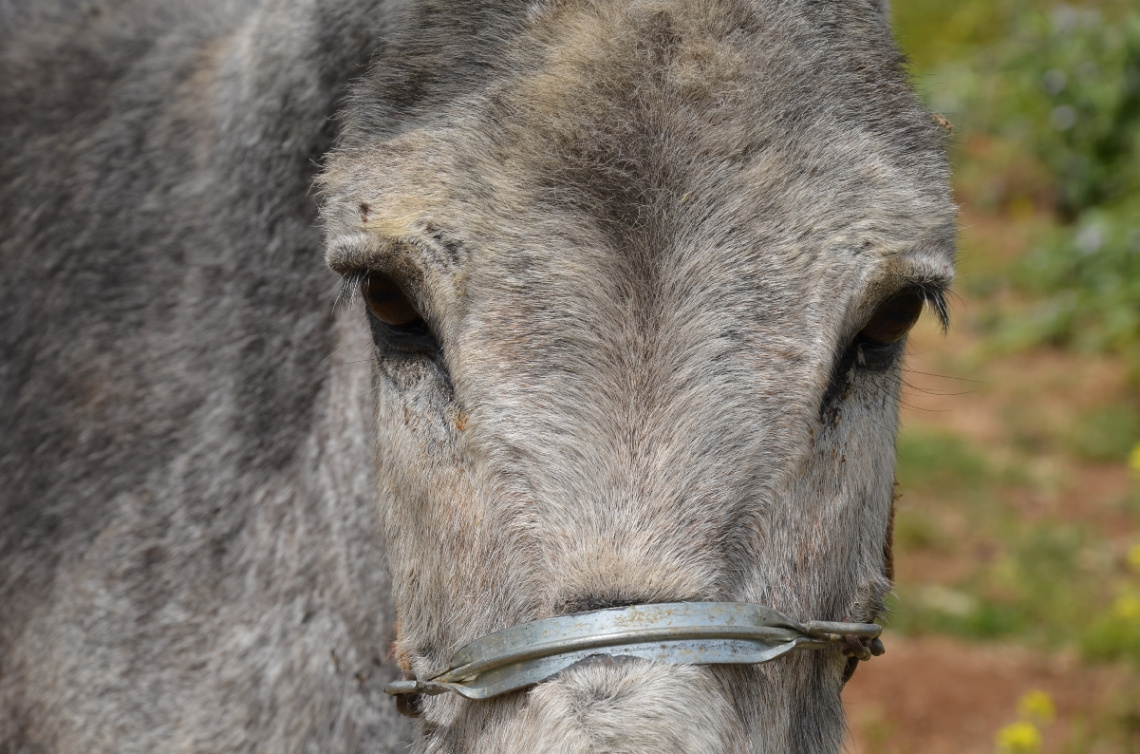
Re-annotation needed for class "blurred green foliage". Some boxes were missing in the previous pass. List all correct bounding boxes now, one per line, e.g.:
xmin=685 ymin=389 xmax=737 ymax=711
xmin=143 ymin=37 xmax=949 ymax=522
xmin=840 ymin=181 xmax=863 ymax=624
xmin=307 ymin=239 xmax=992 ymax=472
xmin=888 ymin=429 xmax=1140 ymax=659
xmin=895 ymin=0 xmax=1140 ymax=355
xmin=896 ymin=431 xmax=992 ymax=492
xmin=879 ymin=8 xmax=1140 ymax=746
xmin=1009 ymin=206 xmax=1140 ymax=354
xmin=1002 ymin=9 xmax=1140 ymax=216
xmin=889 ymin=521 xmax=1140 ymax=665
xmin=1065 ymin=404 xmax=1140 ymax=462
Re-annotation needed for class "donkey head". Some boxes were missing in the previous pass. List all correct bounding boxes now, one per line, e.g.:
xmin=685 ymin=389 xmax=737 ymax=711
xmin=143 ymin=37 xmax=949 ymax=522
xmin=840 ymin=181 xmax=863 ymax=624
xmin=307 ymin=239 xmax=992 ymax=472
xmin=319 ymin=0 xmax=954 ymax=751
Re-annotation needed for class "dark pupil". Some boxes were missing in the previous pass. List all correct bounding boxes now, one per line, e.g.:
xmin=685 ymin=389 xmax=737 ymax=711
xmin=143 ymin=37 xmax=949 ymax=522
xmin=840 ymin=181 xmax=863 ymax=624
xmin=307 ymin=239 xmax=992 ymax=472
xmin=859 ymin=291 xmax=924 ymax=346
xmin=365 ymin=276 xmax=421 ymax=328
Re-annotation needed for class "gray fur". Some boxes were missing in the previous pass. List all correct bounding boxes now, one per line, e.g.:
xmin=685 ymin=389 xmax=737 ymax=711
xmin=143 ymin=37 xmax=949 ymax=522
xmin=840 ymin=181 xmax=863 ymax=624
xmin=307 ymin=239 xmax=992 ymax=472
xmin=1 ymin=0 xmax=954 ymax=752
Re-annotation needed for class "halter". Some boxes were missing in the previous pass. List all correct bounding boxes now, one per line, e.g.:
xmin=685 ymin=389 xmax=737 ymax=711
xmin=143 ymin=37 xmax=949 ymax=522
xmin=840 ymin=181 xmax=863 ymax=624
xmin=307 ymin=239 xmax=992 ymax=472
xmin=383 ymin=601 xmax=883 ymax=700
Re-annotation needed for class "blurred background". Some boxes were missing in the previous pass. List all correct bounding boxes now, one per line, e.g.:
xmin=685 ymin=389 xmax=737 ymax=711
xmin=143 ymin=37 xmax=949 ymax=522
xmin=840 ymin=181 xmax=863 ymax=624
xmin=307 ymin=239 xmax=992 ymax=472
xmin=842 ymin=0 xmax=1140 ymax=752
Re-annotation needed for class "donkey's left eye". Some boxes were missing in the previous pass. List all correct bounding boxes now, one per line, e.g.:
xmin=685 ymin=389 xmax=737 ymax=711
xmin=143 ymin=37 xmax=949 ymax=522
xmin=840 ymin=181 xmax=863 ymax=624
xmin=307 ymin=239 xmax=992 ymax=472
xmin=856 ymin=289 xmax=925 ymax=347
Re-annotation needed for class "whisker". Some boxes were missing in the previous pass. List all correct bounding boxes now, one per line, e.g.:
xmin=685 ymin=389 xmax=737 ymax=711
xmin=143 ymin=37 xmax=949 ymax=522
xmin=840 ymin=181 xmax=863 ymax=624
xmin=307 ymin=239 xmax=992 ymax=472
xmin=900 ymin=380 xmax=975 ymax=397
xmin=903 ymin=369 xmax=980 ymax=383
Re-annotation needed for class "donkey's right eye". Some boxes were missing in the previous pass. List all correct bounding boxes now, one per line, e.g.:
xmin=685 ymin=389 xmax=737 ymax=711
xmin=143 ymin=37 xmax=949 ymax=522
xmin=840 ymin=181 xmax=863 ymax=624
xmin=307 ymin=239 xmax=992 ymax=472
xmin=364 ymin=274 xmax=424 ymax=330
xmin=856 ymin=288 xmax=925 ymax=348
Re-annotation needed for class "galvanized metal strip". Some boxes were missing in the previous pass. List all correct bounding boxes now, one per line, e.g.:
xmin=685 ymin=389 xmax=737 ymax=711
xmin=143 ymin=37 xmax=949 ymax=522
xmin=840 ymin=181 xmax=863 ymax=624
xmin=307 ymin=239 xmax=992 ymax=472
xmin=384 ymin=602 xmax=881 ymax=700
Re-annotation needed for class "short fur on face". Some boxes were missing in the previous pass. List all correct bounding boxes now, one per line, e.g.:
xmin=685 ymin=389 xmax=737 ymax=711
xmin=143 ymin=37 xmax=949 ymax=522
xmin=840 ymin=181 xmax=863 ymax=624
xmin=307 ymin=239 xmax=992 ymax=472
xmin=1 ymin=0 xmax=952 ymax=751
xmin=321 ymin=0 xmax=955 ymax=751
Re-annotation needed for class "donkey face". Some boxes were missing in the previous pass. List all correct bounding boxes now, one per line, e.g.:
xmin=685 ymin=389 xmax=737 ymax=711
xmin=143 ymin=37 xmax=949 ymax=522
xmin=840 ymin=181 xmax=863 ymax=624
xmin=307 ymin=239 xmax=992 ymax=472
xmin=320 ymin=0 xmax=955 ymax=751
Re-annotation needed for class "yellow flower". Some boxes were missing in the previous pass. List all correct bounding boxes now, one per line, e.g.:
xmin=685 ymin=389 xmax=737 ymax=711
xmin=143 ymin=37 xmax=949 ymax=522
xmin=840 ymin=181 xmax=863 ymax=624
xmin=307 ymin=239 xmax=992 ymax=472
xmin=1128 ymin=543 xmax=1140 ymax=575
xmin=996 ymin=721 xmax=1042 ymax=754
xmin=1130 ymin=442 xmax=1140 ymax=475
xmin=1112 ymin=592 xmax=1140 ymax=620
xmin=1017 ymin=690 xmax=1056 ymax=724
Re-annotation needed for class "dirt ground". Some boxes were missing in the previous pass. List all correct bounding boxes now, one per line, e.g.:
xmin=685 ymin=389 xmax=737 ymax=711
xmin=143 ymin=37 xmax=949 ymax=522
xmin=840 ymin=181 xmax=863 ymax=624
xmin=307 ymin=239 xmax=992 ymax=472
xmin=843 ymin=634 xmax=1136 ymax=754
xmin=839 ymin=272 xmax=1140 ymax=753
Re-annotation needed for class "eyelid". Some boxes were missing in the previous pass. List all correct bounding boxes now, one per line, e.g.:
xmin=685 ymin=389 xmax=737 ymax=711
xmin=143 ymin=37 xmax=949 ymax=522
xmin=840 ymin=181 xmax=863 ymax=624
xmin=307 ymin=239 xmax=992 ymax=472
xmin=899 ymin=281 xmax=950 ymax=332
xmin=325 ymin=231 xmax=388 ymax=275
xmin=887 ymin=256 xmax=953 ymax=329
xmin=334 ymin=259 xmax=429 ymax=315
xmin=864 ymin=276 xmax=950 ymax=331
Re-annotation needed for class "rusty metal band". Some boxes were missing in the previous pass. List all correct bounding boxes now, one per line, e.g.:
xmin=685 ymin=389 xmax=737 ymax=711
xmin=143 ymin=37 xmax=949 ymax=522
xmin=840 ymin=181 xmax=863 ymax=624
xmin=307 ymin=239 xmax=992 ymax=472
xmin=383 ymin=601 xmax=882 ymax=700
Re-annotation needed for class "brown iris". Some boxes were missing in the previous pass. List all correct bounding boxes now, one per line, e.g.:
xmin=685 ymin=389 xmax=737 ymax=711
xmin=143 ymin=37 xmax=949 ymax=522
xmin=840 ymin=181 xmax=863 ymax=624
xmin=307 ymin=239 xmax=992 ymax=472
xmin=857 ymin=289 xmax=925 ymax=346
xmin=364 ymin=274 xmax=423 ymax=329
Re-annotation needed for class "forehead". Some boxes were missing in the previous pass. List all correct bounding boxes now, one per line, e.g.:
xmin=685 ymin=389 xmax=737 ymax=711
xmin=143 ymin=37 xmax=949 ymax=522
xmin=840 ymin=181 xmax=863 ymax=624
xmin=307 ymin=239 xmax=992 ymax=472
xmin=324 ymin=0 xmax=955 ymax=287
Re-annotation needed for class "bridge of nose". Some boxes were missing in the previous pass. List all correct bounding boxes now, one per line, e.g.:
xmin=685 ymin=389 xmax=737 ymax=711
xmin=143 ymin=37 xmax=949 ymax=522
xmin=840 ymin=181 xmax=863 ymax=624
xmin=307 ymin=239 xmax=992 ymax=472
xmin=453 ymin=247 xmax=830 ymax=616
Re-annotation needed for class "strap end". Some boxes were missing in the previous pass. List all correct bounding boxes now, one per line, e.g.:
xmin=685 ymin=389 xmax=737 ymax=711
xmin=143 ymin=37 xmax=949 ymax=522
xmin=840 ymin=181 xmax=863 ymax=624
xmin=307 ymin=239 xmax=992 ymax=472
xmin=384 ymin=680 xmax=454 ymax=696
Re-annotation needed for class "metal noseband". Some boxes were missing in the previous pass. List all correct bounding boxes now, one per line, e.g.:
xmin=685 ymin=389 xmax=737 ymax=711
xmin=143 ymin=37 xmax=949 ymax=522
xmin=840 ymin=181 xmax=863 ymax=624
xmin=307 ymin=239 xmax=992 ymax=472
xmin=383 ymin=601 xmax=883 ymax=700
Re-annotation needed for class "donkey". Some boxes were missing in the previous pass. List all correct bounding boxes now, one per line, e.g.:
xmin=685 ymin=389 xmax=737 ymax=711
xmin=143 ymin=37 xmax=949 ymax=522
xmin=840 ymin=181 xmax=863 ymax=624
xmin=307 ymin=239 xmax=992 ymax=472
xmin=0 ymin=0 xmax=955 ymax=752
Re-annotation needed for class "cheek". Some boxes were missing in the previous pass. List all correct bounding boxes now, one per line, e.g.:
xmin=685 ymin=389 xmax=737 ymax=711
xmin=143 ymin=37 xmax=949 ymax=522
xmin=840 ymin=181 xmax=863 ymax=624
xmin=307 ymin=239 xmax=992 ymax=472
xmin=371 ymin=358 xmax=472 ymax=599
xmin=738 ymin=381 xmax=900 ymax=612
xmin=883 ymin=482 xmax=897 ymax=583
xmin=372 ymin=356 xmax=460 ymax=500
xmin=823 ymin=377 xmax=902 ymax=613
xmin=370 ymin=355 xmax=540 ymax=673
